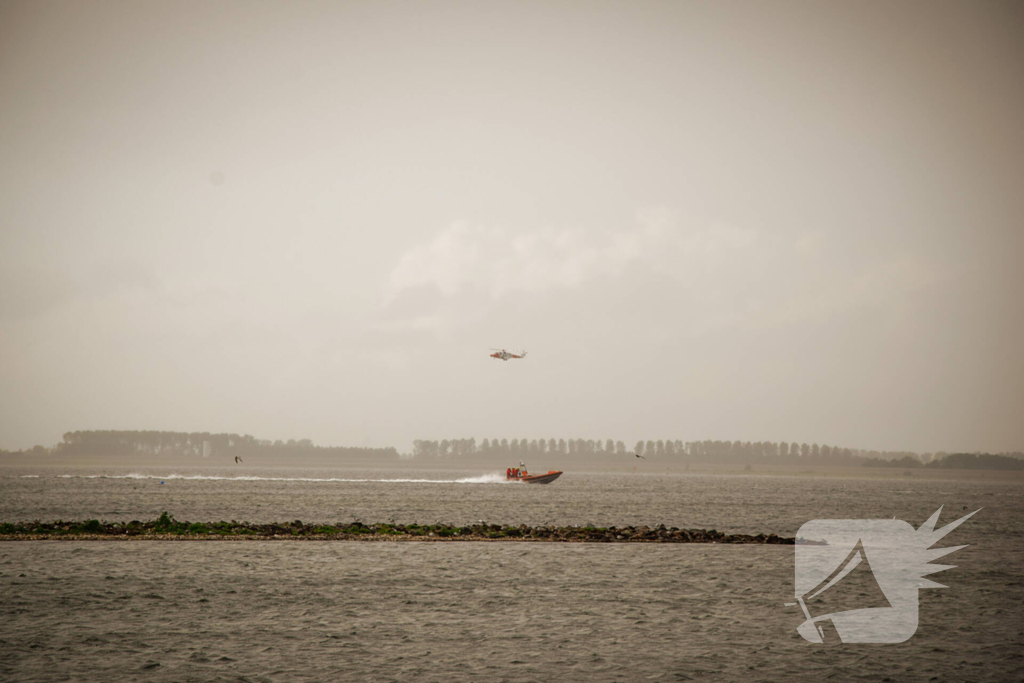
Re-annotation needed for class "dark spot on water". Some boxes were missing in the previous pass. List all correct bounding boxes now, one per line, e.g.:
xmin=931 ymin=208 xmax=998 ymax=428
xmin=141 ymin=662 xmax=160 ymax=670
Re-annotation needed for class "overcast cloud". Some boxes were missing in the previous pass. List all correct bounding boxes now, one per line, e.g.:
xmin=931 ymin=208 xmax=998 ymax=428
xmin=1 ymin=1 xmax=1021 ymax=453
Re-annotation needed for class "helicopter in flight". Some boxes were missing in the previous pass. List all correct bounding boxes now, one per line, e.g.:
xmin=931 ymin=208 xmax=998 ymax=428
xmin=490 ymin=348 xmax=527 ymax=361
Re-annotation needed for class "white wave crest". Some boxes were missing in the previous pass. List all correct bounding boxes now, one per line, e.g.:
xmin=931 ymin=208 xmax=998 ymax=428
xmin=54 ymin=472 xmax=510 ymax=484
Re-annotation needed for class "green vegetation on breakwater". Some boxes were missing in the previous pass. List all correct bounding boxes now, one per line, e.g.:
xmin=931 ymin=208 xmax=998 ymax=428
xmin=0 ymin=512 xmax=793 ymax=544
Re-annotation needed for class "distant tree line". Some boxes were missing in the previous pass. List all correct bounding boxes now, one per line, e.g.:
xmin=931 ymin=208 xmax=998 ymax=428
xmin=3 ymin=430 xmax=398 ymax=460
xmin=3 ymin=432 xmax=1021 ymax=470
xmin=410 ymin=438 xmax=1024 ymax=470
xmin=414 ymin=437 xmax=917 ymax=462
xmin=412 ymin=438 xmax=633 ymax=459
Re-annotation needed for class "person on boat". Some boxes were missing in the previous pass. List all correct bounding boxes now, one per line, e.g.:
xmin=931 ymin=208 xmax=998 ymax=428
xmin=506 ymin=467 xmax=512 ymax=479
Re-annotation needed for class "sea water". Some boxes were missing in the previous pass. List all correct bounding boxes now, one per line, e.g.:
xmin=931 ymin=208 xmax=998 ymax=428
xmin=0 ymin=467 xmax=1020 ymax=681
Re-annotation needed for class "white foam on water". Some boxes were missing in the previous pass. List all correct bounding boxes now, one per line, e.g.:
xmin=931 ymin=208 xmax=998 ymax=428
xmin=453 ymin=473 xmax=507 ymax=484
xmin=54 ymin=472 xmax=510 ymax=484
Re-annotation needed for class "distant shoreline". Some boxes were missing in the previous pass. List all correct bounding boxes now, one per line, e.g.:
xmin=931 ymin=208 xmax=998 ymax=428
xmin=3 ymin=458 xmax=1021 ymax=482
xmin=5 ymin=431 xmax=1021 ymax=472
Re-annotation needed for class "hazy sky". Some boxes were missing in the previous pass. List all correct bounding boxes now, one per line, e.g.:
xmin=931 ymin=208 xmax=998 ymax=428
xmin=1 ymin=1 xmax=1022 ymax=454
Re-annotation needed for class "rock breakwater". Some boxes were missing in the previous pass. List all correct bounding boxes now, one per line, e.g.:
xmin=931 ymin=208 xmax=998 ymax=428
xmin=0 ymin=512 xmax=793 ymax=543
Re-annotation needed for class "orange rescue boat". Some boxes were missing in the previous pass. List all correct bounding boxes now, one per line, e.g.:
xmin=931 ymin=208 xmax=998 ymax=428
xmin=506 ymin=463 xmax=562 ymax=484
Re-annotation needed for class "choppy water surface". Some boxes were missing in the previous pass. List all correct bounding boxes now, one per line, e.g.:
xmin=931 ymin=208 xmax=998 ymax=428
xmin=1 ymin=466 xmax=1021 ymax=681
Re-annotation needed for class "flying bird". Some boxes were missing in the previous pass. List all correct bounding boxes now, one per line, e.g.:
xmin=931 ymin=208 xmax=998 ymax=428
xmin=234 ymin=456 xmax=243 ymax=464
xmin=634 ymin=453 xmax=646 ymax=460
